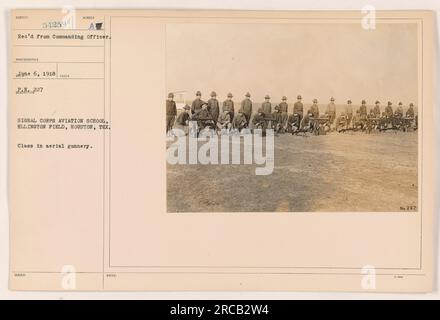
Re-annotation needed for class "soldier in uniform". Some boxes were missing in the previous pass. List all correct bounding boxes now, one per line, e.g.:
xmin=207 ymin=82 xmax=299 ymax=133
xmin=208 ymin=91 xmax=220 ymax=126
xmin=232 ymin=110 xmax=248 ymax=132
xmin=373 ymin=100 xmax=381 ymax=117
xmin=310 ymin=99 xmax=320 ymax=118
xmin=359 ymin=100 xmax=368 ymax=119
xmin=385 ymin=101 xmax=394 ymax=127
xmin=385 ymin=101 xmax=394 ymax=117
xmin=222 ymin=93 xmax=235 ymax=120
xmin=300 ymin=110 xmax=314 ymax=132
xmin=406 ymin=103 xmax=415 ymax=118
xmin=272 ymin=105 xmax=282 ymax=132
xmin=261 ymin=95 xmax=272 ymax=128
xmin=240 ymin=92 xmax=253 ymax=125
xmin=325 ymin=97 xmax=337 ymax=127
xmin=406 ymin=103 xmax=417 ymax=130
xmin=396 ymin=102 xmax=404 ymax=117
xmin=345 ymin=100 xmax=354 ymax=128
xmin=393 ymin=102 xmax=404 ymax=128
xmin=252 ymin=108 xmax=267 ymax=135
xmin=166 ymin=92 xmax=177 ymax=134
xmin=335 ymin=111 xmax=348 ymax=132
xmin=278 ymin=96 xmax=289 ymax=130
xmin=293 ymin=95 xmax=304 ymax=128
xmin=192 ymin=103 xmax=215 ymax=133
xmin=352 ymin=110 xmax=362 ymax=131
xmin=191 ymin=91 xmax=205 ymax=115
xmin=174 ymin=104 xmax=191 ymax=136
xmin=217 ymin=109 xmax=232 ymax=133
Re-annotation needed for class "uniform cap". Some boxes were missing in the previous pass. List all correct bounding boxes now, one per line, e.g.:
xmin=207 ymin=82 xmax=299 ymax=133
xmin=227 ymin=93 xmax=233 ymax=98
xmin=330 ymin=97 xmax=335 ymax=101
xmin=245 ymin=92 xmax=251 ymax=97
xmin=210 ymin=91 xmax=217 ymax=97
xmin=196 ymin=91 xmax=201 ymax=96
xmin=399 ymin=102 xmax=403 ymax=105
xmin=265 ymin=95 xmax=270 ymax=99
xmin=375 ymin=100 xmax=380 ymax=104
xmin=388 ymin=101 xmax=392 ymax=105
xmin=282 ymin=96 xmax=287 ymax=100
xmin=347 ymin=100 xmax=352 ymax=104
xmin=409 ymin=103 xmax=414 ymax=107
xmin=313 ymin=99 xmax=318 ymax=103
xmin=258 ymin=107 xmax=264 ymax=113
xmin=361 ymin=100 xmax=366 ymax=104
xmin=168 ymin=92 xmax=174 ymax=98
xmin=297 ymin=95 xmax=302 ymax=99
xmin=183 ymin=104 xmax=190 ymax=110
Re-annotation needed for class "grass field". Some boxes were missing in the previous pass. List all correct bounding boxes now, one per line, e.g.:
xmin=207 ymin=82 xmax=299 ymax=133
xmin=167 ymin=130 xmax=418 ymax=212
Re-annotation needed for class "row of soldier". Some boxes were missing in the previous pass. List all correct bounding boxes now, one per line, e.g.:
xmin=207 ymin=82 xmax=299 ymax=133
xmin=166 ymin=91 xmax=417 ymax=135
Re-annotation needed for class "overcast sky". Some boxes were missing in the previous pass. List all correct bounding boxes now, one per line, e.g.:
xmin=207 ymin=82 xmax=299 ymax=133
xmin=166 ymin=22 xmax=418 ymax=106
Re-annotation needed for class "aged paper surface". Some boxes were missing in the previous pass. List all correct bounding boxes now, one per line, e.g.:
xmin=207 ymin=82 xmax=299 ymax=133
xmin=9 ymin=9 xmax=434 ymax=292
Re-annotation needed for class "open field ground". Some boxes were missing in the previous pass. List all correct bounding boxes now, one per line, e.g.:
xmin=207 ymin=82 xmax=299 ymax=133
xmin=167 ymin=131 xmax=418 ymax=212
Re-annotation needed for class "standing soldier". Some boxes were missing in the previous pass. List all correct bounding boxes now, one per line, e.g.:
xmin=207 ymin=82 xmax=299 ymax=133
xmin=278 ymin=96 xmax=289 ymax=130
xmin=359 ymin=100 xmax=368 ymax=119
xmin=385 ymin=101 xmax=394 ymax=117
xmin=396 ymin=102 xmax=404 ymax=117
xmin=310 ymin=99 xmax=320 ymax=118
xmin=191 ymin=91 xmax=205 ymax=115
xmin=393 ymin=102 xmax=404 ymax=128
xmin=325 ymin=97 xmax=337 ymax=127
xmin=208 ymin=91 xmax=220 ymax=126
xmin=346 ymin=99 xmax=354 ymax=127
xmin=262 ymin=94 xmax=272 ymax=115
xmin=262 ymin=95 xmax=272 ymax=128
xmin=385 ymin=101 xmax=394 ymax=127
xmin=166 ymin=92 xmax=177 ymax=134
xmin=373 ymin=100 xmax=381 ymax=117
xmin=293 ymin=95 xmax=304 ymax=127
xmin=240 ymin=92 xmax=253 ymax=125
xmin=223 ymin=93 xmax=235 ymax=120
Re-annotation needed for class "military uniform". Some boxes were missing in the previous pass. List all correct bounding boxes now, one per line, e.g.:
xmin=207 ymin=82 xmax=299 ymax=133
xmin=310 ymin=100 xmax=319 ymax=118
xmin=345 ymin=101 xmax=354 ymax=127
xmin=406 ymin=104 xmax=415 ymax=118
xmin=174 ymin=106 xmax=190 ymax=135
xmin=232 ymin=112 xmax=247 ymax=131
xmin=325 ymin=99 xmax=336 ymax=124
xmin=191 ymin=98 xmax=205 ymax=115
xmin=278 ymin=97 xmax=288 ymax=128
xmin=271 ymin=106 xmax=282 ymax=132
xmin=208 ymin=93 xmax=220 ymax=125
xmin=222 ymin=95 xmax=235 ymax=120
xmin=385 ymin=103 xmax=393 ymax=117
xmin=335 ymin=113 xmax=348 ymax=132
xmin=166 ymin=98 xmax=177 ymax=133
xmin=293 ymin=96 xmax=304 ymax=128
xmin=359 ymin=101 xmax=367 ymax=119
xmin=252 ymin=110 xmax=267 ymax=131
xmin=395 ymin=104 xmax=404 ymax=117
xmin=217 ymin=111 xmax=232 ymax=130
xmin=240 ymin=94 xmax=253 ymax=124
xmin=373 ymin=102 xmax=381 ymax=117
xmin=262 ymin=100 xmax=271 ymax=115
